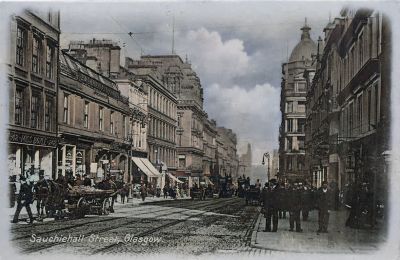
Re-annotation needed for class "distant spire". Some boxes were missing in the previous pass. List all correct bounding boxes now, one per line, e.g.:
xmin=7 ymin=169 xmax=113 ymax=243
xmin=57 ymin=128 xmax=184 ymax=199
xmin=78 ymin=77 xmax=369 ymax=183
xmin=301 ymin=17 xmax=311 ymax=40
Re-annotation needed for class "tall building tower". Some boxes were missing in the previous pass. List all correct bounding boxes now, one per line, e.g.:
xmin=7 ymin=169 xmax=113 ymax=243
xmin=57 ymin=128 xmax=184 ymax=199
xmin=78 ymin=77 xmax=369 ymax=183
xmin=278 ymin=20 xmax=317 ymax=182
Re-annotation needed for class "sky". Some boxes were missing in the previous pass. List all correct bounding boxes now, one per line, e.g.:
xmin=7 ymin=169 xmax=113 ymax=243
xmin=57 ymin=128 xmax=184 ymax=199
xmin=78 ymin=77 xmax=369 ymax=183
xmin=2 ymin=1 xmax=381 ymax=164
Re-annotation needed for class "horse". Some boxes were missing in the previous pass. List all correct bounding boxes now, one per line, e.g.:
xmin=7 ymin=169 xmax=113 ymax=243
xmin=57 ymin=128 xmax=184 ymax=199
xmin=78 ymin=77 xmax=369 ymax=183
xmin=34 ymin=180 xmax=67 ymax=220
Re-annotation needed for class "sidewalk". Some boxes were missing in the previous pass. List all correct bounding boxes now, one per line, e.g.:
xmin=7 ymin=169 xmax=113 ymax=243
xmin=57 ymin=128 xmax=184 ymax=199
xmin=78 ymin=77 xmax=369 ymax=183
xmin=251 ymin=209 xmax=387 ymax=254
xmin=8 ymin=195 xmax=191 ymax=223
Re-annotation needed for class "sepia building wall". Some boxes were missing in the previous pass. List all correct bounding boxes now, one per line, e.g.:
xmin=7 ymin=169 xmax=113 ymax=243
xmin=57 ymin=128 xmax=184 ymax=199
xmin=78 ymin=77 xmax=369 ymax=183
xmin=217 ymin=127 xmax=239 ymax=180
xmin=203 ymin=117 xmax=217 ymax=178
xmin=58 ymin=51 xmax=132 ymax=181
xmin=8 ymin=9 xmax=60 ymax=179
xmin=304 ymin=8 xmax=391 ymax=200
xmin=279 ymin=21 xmax=317 ymax=182
xmin=125 ymin=57 xmax=178 ymax=174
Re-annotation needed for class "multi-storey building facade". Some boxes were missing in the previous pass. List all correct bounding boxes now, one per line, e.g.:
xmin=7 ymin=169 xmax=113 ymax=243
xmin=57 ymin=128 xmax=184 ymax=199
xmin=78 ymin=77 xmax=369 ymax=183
xmin=125 ymin=57 xmax=178 ymax=176
xmin=127 ymin=55 xmax=207 ymax=185
xmin=58 ymin=51 xmax=132 ymax=181
xmin=216 ymin=127 xmax=239 ymax=180
xmin=64 ymin=40 xmax=158 ymax=183
xmin=305 ymin=8 xmax=391 ymax=199
xmin=239 ymin=143 xmax=252 ymax=177
xmin=203 ymin=117 xmax=217 ymax=179
xmin=270 ymin=149 xmax=280 ymax=180
xmin=279 ymin=21 xmax=317 ymax=182
xmin=8 ymin=10 xmax=60 ymax=179
xmin=66 ymin=39 xmax=121 ymax=79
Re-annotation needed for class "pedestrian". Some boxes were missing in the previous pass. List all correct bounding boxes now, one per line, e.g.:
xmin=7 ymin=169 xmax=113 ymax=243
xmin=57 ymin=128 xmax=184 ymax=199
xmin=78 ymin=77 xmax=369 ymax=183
xmin=288 ymin=181 xmax=303 ymax=232
xmin=255 ymin=179 xmax=261 ymax=190
xmin=301 ymin=182 xmax=312 ymax=221
xmin=278 ymin=182 xmax=288 ymax=219
xmin=12 ymin=175 xmax=34 ymax=224
xmin=317 ymin=181 xmax=333 ymax=233
xmin=263 ymin=179 xmax=279 ymax=232
xmin=345 ymin=182 xmax=359 ymax=228
xmin=74 ymin=174 xmax=83 ymax=186
xmin=9 ymin=175 xmax=17 ymax=208
xmin=140 ymin=183 xmax=147 ymax=201
xmin=83 ymin=174 xmax=92 ymax=186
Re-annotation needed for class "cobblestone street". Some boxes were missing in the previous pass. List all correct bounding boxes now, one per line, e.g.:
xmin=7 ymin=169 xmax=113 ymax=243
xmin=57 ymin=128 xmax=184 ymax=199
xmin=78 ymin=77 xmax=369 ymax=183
xmin=10 ymin=198 xmax=259 ymax=255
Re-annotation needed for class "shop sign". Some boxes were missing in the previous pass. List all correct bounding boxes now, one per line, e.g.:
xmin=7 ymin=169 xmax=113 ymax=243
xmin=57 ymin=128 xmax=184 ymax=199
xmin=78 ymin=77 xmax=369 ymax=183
xmin=76 ymin=151 xmax=83 ymax=165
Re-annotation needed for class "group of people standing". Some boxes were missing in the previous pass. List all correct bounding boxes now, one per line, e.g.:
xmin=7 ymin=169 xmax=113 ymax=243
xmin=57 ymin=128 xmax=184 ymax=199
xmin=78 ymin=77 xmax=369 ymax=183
xmin=261 ymin=179 xmax=335 ymax=234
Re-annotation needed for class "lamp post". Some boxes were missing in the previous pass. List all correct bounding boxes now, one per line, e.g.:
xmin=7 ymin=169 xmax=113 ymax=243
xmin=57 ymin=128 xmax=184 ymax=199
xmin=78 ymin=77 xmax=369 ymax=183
xmin=262 ymin=152 xmax=270 ymax=182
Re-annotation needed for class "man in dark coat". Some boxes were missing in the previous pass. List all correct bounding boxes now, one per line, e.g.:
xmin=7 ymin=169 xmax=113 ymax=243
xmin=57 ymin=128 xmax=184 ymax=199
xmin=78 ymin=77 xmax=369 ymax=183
xmin=12 ymin=176 xmax=34 ymax=224
xmin=301 ymin=182 xmax=313 ymax=221
xmin=317 ymin=181 xmax=333 ymax=233
xmin=288 ymin=182 xmax=303 ymax=232
xmin=262 ymin=179 xmax=279 ymax=232
xmin=83 ymin=174 xmax=92 ymax=186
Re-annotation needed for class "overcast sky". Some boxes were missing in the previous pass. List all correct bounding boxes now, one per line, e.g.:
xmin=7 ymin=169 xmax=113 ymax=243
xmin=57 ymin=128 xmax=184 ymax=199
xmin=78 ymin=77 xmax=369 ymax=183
xmin=3 ymin=1 xmax=392 ymax=164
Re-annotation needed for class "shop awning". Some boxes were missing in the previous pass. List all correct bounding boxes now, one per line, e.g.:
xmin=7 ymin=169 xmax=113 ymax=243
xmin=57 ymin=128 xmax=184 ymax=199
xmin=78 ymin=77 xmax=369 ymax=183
xmin=167 ymin=173 xmax=183 ymax=184
xmin=204 ymin=176 xmax=214 ymax=186
xmin=140 ymin=158 xmax=161 ymax=178
xmin=132 ymin=157 xmax=157 ymax=178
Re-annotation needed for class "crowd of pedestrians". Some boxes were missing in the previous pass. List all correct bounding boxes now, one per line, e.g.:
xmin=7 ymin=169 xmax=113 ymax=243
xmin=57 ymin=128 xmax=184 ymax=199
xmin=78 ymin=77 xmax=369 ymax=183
xmin=259 ymin=178 xmax=377 ymax=234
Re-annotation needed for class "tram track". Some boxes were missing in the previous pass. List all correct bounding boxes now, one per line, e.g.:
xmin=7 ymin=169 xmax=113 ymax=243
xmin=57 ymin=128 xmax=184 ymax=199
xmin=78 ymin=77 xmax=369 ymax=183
xmin=17 ymin=198 xmax=239 ymax=254
xmin=92 ymin=198 xmax=243 ymax=254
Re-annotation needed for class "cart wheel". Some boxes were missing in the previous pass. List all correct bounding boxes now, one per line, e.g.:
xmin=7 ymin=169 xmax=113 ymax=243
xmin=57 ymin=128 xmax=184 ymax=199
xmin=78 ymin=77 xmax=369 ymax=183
xmin=76 ymin=197 xmax=87 ymax=218
xmin=102 ymin=198 xmax=111 ymax=215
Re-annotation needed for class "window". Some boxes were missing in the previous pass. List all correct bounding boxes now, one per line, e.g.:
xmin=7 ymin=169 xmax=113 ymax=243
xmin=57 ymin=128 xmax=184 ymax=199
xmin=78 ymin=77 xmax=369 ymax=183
xmin=15 ymin=89 xmax=23 ymax=125
xmin=31 ymin=93 xmax=40 ymax=129
xmin=298 ymin=136 xmax=305 ymax=150
xmin=297 ymin=82 xmax=306 ymax=92
xmin=46 ymin=44 xmax=54 ymax=79
xmin=110 ymin=111 xmax=114 ymax=134
xmin=45 ymin=97 xmax=53 ymax=131
xmin=32 ymin=36 xmax=41 ymax=73
xmin=367 ymin=89 xmax=372 ymax=131
xmin=297 ymin=101 xmax=306 ymax=113
xmin=84 ymin=102 xmax=89 ymax=128
xmin=286 ymin=137 xmax=292 ymax=151
xmin=286 ymin=102 xmax=293 ymax=113
xmin=178 ymin=155 xmax=186 ymax=168
xmin=99 ymin=107 xmax=104 ymax=131
xmin=349 ymin=102 xmax=353 ymax=137
xmin=286 ymin=119 xmax=293 ymax=132
xmin=16 ymin=27 xmax=26 ymax=66
xmin=297 ymin=118 xmax=306 ymax=133
xmin=122 ymin=115 xmax=126 ymax=139
xmin=63 ymin=94 xmax=69 ymax=124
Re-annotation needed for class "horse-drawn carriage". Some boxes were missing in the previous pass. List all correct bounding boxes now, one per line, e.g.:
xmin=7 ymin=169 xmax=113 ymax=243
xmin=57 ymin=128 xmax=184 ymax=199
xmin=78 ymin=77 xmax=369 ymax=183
xmin=245 ymin=185 xmax=261 ymax=205
xmin=191 ymin=187 xmax=205 ymax=200
xmin=35 ymin=180 xmax=117 ymax=220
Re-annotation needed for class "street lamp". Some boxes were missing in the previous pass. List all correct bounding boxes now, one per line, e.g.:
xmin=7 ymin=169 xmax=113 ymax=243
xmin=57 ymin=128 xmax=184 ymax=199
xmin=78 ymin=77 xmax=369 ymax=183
xmin=262 ymin=152 xmax=270 ymax=182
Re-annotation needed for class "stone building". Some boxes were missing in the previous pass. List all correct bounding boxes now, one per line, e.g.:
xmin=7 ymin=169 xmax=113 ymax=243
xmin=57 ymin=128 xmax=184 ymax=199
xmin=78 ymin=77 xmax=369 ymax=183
xmin=8 ymin=10 xmax=60 ymax=179
xmin=125 ymin=57 xmax=178 ymax=180
xmin=279 ymin=20 xmax=317 ymax=182
xmin=239 ymin=143 xmax=252 ymax=178
xmin=216 ymin=127 xmax=239 ymax=180
xmin=66 ymin=39 xmax=121 ymax=79
xmin=64 ymin=40 xmax=159 ymax=184
xmin=203 ymin=117 xmax=217 ymax=182
xmin=305 ymin=8 xmax=391 ymax=199
xmin=58 ymin=51 xmax=132 ymax=181
xmin=270 ymin=149 xmax=280 ymax=180
xmin=127 ymin=55 xmax=206 ymax=186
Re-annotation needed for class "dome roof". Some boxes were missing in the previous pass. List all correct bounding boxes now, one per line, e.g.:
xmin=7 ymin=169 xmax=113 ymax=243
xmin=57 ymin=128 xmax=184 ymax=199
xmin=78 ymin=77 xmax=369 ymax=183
xmin=289 ymin=22 xmax=317 ymax=62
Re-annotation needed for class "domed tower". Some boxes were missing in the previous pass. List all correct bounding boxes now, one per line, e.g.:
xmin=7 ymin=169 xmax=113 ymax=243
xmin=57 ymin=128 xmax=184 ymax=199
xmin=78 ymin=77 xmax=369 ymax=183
xmin=278 ymin=19 xmax=317 ymax=183
xmin=289 ymin=20 xmax=317 ymax=62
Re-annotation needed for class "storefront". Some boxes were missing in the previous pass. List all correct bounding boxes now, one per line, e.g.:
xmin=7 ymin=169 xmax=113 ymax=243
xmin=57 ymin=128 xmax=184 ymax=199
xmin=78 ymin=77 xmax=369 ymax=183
xmin=8 ymin=130 xmax=57 ymax=179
